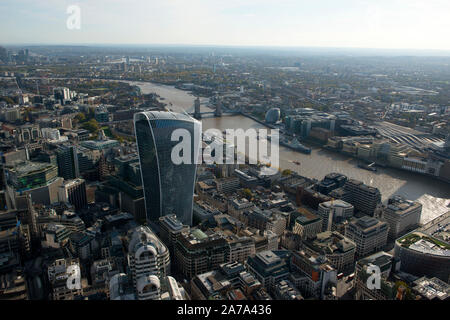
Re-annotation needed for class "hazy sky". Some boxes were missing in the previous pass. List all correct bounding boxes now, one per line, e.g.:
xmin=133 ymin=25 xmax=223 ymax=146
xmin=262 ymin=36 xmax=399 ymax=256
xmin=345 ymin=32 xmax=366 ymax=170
xmin=1 ymin=0 xmax=450 ymax=50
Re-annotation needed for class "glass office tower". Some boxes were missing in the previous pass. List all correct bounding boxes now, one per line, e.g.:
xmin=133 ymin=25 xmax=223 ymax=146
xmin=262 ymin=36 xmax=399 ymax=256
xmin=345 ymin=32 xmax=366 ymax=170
xmin=134 ymin=111 xmax=201 ymax=226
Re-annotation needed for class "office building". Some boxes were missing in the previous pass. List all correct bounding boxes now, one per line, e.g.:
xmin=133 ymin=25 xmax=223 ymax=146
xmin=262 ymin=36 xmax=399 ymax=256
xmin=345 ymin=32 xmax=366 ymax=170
xmin=265 ymin=108 xmax=281 ymax=124
xmin=4 ymin=107 xmax=21 ymax=123
xmin=127 ymin=226 xmax=170 ymax=289
xmin=215 ymin=177 xmax=240 ymax=194
xmin=58 ymin=178 xmax=87 ymax=211
xmin=191 ymin=262 xmax=262 ymax=300
xmin=222 ymin=233 xmax=255 ymax=264
xmin=6 ymin=161 xmax=58 ymax=191
xmin=317 ymin=173 xmax=348 ymax=195
xmin=15 ymin=125 xmax=41 ymax=143
xmin=158 ymin=214 xmax=190 ymax=252
xmin=290 ymin=249 xmax=337 ymax=299
xmin=80 ymin=139 xmax=119 ymax=152
xmin=285 ymin=110 xmax=336 ymax=138
xmin=354 ymin=251 xmax=397 ymax=300
xmin=94 ymin=105 xmax=110 ymax=123
xmin=69 ymin=232 xmax=92 ymax=261
xmin=41 ymin=128 xmax=59 ymax=140
xmin=273 ymin=280 xmax=303 ymax=300
xmin=412 ymin=277 xmax=450 ymax=300
xmin=241 ymin=208 xmax=286 ymax=236
xmin=318 ymin=200 xmax=354 ymax=232
xmin=246 ymin=250 xmax=291 ymax=293
xmin=345 ymin=216 xmax=389 ymax=258
xmin=293 ymin=210 xmax=322 ymax=240
xmin=47 ymin=258 xmax=82 ymax=300
xmin=0 ymin=270 xmax=28 ymax=300
xmin=56 ymin=145 xmax=79 ymax=180
xmin=394 ymin=231 xmax=450 ymax=283
xmin=343 ymin=179 xmax=381 ymax=216
xmin=304 ymin=231 xmax=356 ymax=273
xmin=6 ymin=161 xmax=63 ymax=205
xmin=109 ymin=273 xmax=136 ymax=300
xmin=174 ymin=228 xmax=228 ymax=279
xmin=109 ymin=272 xmax=186 ymax=300
xmin=238 ymin=228 xmax=278 ymax=253
xmin=134 ymin=111 xmax=201 ymax=225
xmin=42 ymin=223 xmax=71 ymax=248
xmin=53 ymin=87 xmax=71 ymax=102
xmin=228 ymin=198 xmax=255 ymax=220
xmin=382 ymin=195 xmax=422 ymax=240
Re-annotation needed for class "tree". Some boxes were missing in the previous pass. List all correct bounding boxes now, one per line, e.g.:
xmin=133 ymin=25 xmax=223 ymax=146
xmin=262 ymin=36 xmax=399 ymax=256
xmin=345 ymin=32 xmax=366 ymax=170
xmin=243 ymin=188 xmax=253 ymax=200
xmin=82 ymin=119 xmax=100 ymax=134
xmin=393 ymin=281 xmax=415 ymax=300
xmin=74 ymin=112 xmax=86 ymax=123
xmin=282 ymin=169 xmax=292 ymax=176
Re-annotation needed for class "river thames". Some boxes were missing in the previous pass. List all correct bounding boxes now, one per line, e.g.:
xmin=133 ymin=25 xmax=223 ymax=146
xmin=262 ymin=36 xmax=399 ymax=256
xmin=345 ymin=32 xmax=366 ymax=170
xmin=129 ymin=81 xmax=450 ymax=223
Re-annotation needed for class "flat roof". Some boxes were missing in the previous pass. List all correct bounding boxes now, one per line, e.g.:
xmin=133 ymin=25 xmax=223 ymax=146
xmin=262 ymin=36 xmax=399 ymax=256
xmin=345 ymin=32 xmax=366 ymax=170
xmin=135 ymin=110 xmax=198 ymax=123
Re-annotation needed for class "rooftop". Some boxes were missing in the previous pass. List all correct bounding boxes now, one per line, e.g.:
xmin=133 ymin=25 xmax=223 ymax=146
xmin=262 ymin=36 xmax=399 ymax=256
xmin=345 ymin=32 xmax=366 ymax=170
xmin=7 ymin=161 xmax=55 ymax=176
xmin=310 ymin=231 xmax=356 ymax=254
xmin=135 ymin=110 xmax=198 ymax=123
xmin=320 ymin=199 xmax=353 ymax=209
xmin=295 ymin=210 xmax=321 ymax=225
xmin=351 ymin=216 xmax=387 ymax=232
xmin=386 ymin=195 xmax=422 ymax=215
xmin=398 ymin=231 xmax=450 ymax=254
xmin=359 ymin=251 xmax=393 ymax=269
xmin=160 ymin=214 xmax=187 ymax=232
xmin=413 ymin=276 xmax=450 ymax=300
xmin=346 ymin=179 xmax=380 ymax=194
xmin=80 ymin=139 xmax=119 ymax=150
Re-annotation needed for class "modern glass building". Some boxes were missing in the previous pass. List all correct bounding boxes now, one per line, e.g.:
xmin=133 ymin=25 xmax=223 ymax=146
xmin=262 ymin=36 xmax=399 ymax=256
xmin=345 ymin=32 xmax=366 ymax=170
xmin=265 ymin=108 xmax=281 ymax=124
xmin=6 ymin=160 xmax=59 ymax=191
xmin=56 ymin=145 xmax=79 ymax=180
xmin=134 ymin=111 xmax=201 ymax=226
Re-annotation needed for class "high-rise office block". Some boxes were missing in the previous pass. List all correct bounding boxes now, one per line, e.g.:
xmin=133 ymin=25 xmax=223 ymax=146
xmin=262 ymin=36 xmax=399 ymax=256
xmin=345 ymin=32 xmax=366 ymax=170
xmin=318 ymin=200 xmax=354 ymax=232
xmin=174 ymin=228 xmax=228 ymax=279
xmin=345 ymin=216 xmax=389 ymax=258
xmin=58 ymin=178 xmax=87 ymax=211
xmin=343 ymin=179 xmax=381 ymax=216
xmin=56 ymin=145 xmax=79 ymax=180
xmin=382 ymin=195 xmax=422 ymax=240
xmin=158 ymin=214 xmax=190 ymax=252
xmin=134 ymin=111 xmax=201 ymax=226
xmin=317 ymin=173 xmax=348 ymax=195
xmin=127 ymin=226 xmax=170 ymax=290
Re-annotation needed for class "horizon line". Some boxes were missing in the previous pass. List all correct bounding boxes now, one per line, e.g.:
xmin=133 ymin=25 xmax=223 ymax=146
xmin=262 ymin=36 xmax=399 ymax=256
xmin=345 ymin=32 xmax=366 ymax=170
xmin=2 ymin=42 xmax=450 ymax=54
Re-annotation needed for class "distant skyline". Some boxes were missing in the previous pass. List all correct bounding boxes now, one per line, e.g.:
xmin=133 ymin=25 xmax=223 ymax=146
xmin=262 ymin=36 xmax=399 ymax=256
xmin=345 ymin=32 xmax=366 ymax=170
xmin=1 ymin=0 xmax=450 ymax=51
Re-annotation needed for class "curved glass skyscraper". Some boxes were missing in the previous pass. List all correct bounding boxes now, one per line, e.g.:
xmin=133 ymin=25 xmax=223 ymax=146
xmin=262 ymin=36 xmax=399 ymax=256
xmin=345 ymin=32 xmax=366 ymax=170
xmin=134 ymin=111 xmax=201 ymax=226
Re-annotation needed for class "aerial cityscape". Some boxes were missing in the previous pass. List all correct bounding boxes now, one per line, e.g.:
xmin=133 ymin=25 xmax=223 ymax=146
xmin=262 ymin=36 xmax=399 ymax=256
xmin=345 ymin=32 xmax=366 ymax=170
xmin=0 ymin=0 xmax=449 ymax=305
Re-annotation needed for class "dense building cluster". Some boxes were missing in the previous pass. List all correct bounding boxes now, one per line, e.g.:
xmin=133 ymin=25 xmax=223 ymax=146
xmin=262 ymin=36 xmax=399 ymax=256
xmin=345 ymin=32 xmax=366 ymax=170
xmin=0 ymin=46 xmax=449 ymax=301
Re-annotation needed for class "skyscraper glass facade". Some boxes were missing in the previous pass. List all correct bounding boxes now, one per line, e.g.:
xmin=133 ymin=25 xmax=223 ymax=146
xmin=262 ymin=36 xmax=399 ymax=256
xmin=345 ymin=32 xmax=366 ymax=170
xmin=134 ymin=111 xmax=201 ymax=226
